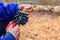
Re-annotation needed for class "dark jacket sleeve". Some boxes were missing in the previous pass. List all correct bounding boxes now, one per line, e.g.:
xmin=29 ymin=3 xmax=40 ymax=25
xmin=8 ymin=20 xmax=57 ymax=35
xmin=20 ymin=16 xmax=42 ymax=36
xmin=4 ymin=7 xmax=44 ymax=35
xmin=0 ymin=2 xmax=18 ymax=20
xmin=0 ymin=32 xmax=16 ymax=40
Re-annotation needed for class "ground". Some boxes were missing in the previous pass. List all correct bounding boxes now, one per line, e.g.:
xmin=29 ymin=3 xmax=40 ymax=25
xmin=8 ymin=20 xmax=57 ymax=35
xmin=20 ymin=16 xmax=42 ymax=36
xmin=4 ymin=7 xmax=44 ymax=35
xmin=20 ymin=11 xmax=60 ymax=40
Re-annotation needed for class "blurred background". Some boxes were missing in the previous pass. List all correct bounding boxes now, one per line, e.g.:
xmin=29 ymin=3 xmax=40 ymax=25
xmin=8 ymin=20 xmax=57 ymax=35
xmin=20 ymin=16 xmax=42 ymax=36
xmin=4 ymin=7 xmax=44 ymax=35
xmin=0 ymin=0 xmax=60 ymax=5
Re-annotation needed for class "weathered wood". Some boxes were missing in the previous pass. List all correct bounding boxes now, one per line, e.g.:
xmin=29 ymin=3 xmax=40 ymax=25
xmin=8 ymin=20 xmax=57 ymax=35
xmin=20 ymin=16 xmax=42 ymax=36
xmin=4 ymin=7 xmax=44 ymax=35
xmin=32 ymin=5 xmax=60 ymax=13
xmin=0 ymin=0 xmax=60 ymax=5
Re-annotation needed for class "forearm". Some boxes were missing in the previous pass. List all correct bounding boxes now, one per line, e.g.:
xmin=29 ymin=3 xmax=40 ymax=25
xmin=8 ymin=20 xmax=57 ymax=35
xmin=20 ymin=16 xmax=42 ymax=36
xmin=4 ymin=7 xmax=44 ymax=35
xmin=0 ymin=32 xmax=16 ymax=40
xmin=0 ymin=2 xmax=18 ymax=20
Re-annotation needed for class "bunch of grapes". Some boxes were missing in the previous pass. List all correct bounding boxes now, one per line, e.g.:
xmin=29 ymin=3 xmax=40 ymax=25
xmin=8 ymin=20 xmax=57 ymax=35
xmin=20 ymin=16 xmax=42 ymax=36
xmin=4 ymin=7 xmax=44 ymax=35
xmin=13 ymin=11 xmax=28 ymax=25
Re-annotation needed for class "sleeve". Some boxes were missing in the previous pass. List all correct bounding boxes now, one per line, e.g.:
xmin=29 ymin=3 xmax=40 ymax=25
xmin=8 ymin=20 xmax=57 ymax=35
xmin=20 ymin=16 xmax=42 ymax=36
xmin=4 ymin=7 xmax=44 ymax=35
xmin=0 ymin=32 xmax=16 ymax=40
xmin=0 ymin=2 xmax=18 ymax=20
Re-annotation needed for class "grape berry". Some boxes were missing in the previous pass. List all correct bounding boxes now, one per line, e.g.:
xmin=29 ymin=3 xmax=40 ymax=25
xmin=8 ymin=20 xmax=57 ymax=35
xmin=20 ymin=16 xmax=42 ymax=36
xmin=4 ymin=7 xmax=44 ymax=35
xmin=13 ymin=11 xmax=28 ymax=25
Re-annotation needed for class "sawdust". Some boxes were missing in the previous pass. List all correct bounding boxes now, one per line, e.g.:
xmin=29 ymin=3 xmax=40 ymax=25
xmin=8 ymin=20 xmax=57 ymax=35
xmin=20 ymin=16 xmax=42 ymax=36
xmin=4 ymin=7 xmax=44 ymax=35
xmin=20 ymin=12 xmax=60 ymax=40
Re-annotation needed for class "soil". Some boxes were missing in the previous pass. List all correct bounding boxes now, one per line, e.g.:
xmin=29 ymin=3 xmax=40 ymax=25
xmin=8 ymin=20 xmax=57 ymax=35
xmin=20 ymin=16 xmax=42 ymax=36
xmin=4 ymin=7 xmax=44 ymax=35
xmin=20 ymin=11 xmax=60 ymax=40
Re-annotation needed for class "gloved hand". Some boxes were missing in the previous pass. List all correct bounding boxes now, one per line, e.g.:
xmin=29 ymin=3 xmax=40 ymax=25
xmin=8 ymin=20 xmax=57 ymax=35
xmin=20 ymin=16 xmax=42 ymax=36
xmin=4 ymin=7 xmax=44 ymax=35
xmin=7 ymin=24 xmax=20 ymax=40
xmin=18 ymin=4 xmax=33 ymax=15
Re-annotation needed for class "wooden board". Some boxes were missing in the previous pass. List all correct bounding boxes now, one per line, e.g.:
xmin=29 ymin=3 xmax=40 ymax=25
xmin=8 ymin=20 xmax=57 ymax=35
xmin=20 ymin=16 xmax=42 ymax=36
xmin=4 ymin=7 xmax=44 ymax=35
xmin=0 ymin=0 xmax=60 ymax=5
